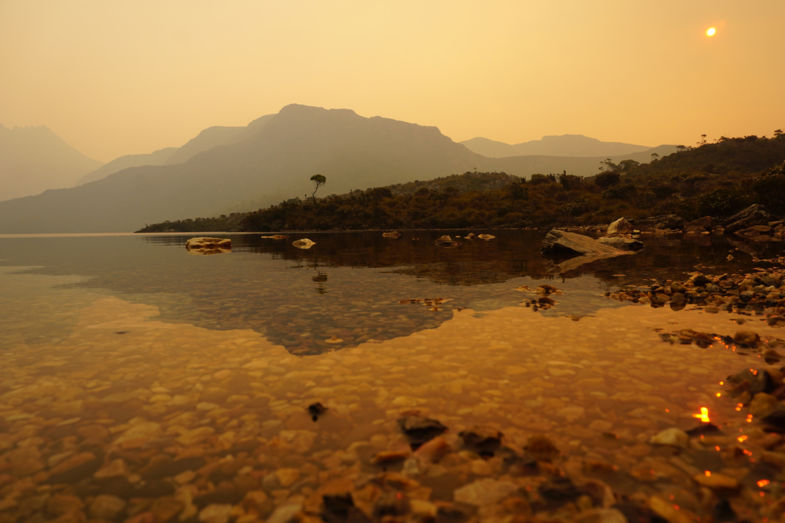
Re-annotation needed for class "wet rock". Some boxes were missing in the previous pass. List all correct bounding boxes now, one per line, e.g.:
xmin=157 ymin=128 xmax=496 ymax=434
xmin=598 ymin=236 xmax=644 ymax=251
xmin=46 ymin=494 xmax=84 ymax=517
xmin=292 ymin=238 xmax=316 ymax=249
xmin=538 ymin=477 xmax=582 ymax=506
xmin=763 ymin=349 xmax=782 ymax=364
xmin=307 ymin=402 xmax=327 ymax=421
xmin=542 ymin=229 xmax=629 ymax=258
xmin=373 ymin=491 xmax=410 ymax=518
xmin=459 ymin=426 xmax=503 ymax=457
xmin=274 ymin=468 xmax=300 ymax=487
xmin=414 ymin=435 xmax=450 ymax=463
xmin=47 ymin=451 xmax=100 ymax=483
xmin=607 ymin=217 xmax=633 ymax=236
xmin=372 ymin=450 xmax=410 ymax=465
xmin=267 ymin=503 xmax=303 ymax=523
xmin=648 ymin=495 xmax=692 ymax=523
xmin=477 ymin=234 xmax=495 ymax=241
xmin=685 ymin=423 xmax=722 ymax=437
xmin=733 ymin=330 xmax=759 ymax=347
xmin=322 ymin=493 xmax=370 ymax=523
xmin=690 ymin=273 xmax=711 ymax=286
xmin=760 ymin=406 xmax=785 ymax=432
xmin=198 ymin=503 xmax=233 ymax=523
xmin=649 ymin=428 xmax=688 ymax=448
xmin=434 ymin=235 xmax=459 ymax=247
xmin=150 ymin=497 xmax=185 ymax=522
xmin=749 ymin=393 xmax=779 ymax=418
xmin=382 ymin=231 xmax=401 ymax=239
xmin=727 ymin=368 xmax=776 ymax=396
xmin=669 ymin=292 xmax=687 ymax=310
xmin=524 ymin=434 xmax=560 ymax=462
xmin=453 ymin=478 xmax=519 ymax=506
xmin=88 ymin=494 xmax=126 ymax=519
xmin=185 ymin=237 xmax=231 ymax=255
xmin=397 ymin=415 xmax=447 ymax=450
xmin=724 ymin=203 xmax=771 ymax=233
xmin=693 ymin=472 xmax=739 ymax=490
xmin=574 ymin=508 xmax=627 ymax=523
xmin=542 ymin=229 xmax=633 ymax=273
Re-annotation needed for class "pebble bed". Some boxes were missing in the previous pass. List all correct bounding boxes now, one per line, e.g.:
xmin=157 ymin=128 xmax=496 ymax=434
xmin=2 ymin=264 xmax=785 ymax=522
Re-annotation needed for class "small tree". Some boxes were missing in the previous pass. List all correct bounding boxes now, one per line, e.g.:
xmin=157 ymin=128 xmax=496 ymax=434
xmin=310 ymin=174 xmax=326 ymax=202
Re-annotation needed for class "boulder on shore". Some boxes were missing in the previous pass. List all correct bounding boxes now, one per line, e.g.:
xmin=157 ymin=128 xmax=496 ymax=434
xmin=185 ymin=237 xmax=231 ymax=255
xmin=724 ymin=204 xmax=770 ymax=233
xmin=606 ymin=217 xmax=633 ymax=236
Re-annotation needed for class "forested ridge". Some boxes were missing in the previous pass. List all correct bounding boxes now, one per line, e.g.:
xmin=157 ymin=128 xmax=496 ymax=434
xmin=138 ymin=133 xmax=785 ymax=233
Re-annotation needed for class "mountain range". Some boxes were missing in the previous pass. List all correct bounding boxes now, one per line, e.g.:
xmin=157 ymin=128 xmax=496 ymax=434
xmin=461 ymin=135 xmax=651 ymax=158
xmin=0 ymin=105 xmax=675 ymax=233
xmin=0 ymin=124 xmax=101 ymax=201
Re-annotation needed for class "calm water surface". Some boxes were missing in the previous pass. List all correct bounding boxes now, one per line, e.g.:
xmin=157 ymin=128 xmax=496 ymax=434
xmin=0 ymin=230 xmax=752 ymax=354
xmin=0 ymin=231 xmax=780 ymax=520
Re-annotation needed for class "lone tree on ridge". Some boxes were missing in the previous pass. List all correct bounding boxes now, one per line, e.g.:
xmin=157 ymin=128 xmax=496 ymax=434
xmin=310 ymin=174 xmax=326 ymax=202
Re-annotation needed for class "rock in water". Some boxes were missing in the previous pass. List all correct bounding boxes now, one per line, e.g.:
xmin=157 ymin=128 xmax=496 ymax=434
xmin=459 ymin=426 xmax=503 ymax=457
xmin=307 ymin=402 xmax=327 ymax=421
xmin=542 ymin=229 xmax=633 ymax=273
xmin=434 ymin=235 xmax=459 ymax=247
xmin=397 ymin=415 xmax=447 ymax=449
xmin=382 ymin=231 xmax=401 ymax=239
xmin=607 ymin=217 xmax=633 ymax=236
xmin=453 ymin=478 xmax=519 ymax=506
xmin=649 ymin=428 xmax=688 ymax=448
xmin=477 ymin=234 xmax=495 ymax=241
xmin=292 ymin=238 xmax=316 ymax=249
xmin=185 ymin=237 xmax=231 ymax=255
xmin=597 ymin=236 xmax=644 ymax=251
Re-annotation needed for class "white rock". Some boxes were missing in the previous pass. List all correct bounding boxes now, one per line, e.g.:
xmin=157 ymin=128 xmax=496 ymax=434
xmin=649 ymin=427 xmax=688 ymax=448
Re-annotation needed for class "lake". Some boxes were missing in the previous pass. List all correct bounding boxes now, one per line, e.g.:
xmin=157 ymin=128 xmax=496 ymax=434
xmin=0 ymin=231 xmax=782 ymax=521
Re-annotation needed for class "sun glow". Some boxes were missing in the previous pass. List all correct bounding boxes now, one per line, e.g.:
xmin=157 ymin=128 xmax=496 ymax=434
xmin=706 ymin=27 xmax=717 ymax=37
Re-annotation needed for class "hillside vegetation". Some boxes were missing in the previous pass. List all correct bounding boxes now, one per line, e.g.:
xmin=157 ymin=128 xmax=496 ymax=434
xmin=138 ymin=133 xmax=785 ymax=233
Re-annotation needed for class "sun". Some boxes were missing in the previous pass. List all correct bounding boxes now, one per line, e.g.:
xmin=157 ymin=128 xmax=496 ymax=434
xmin=706 ymin=27 xmax=717 ymax=37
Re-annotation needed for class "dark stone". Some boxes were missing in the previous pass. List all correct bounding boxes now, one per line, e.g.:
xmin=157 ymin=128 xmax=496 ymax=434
xmin=308 ymin=402 xmax=328 ymax=421
xmin=724 ymin=204 xmax=771 ymax=233
xmin=713 ymin=498 xmax=736 ymax=522
xmin=458 ymin=426 xmax=503 ymax=457
xmin=691 ymin=274 xmax=711 ymax=286
xmin=523 ymin=435 xmax=559 ymax=462
xmin=669 ymin=292 xmax=687 ymax=310
xmin=322 ymin=493 xmax=371 ymax=523
xmin=760 ymin=407 xmax=785 ymax=433
xmin=397 ymin=415 xmax=447 ymax=450
xmin=727 ymin=368 xmax=776 ymax=397
xmin=372 ymin=491 xmax=409 ymax=518
xmin=435 ymin=503 xmax=471 ymax=522
xmin=686 ymin=423 xmax=722 ymax=437
xmin=538 ymin=477 xmax=582 ymax=506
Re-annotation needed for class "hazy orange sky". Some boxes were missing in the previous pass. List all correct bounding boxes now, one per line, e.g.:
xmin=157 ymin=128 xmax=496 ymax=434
xmin=2 ymin=0 xmax=784 ymax=162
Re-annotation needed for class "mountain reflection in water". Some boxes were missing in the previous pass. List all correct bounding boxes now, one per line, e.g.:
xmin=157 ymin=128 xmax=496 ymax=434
xmin=0 ymin=230 xmax=757 ymax=354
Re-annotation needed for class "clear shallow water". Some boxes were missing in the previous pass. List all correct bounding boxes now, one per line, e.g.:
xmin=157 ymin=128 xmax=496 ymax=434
xmin=0 ymin=231 xmax=753 ymax=354
xmin=1 ymin=231 xmax=782 ymax=521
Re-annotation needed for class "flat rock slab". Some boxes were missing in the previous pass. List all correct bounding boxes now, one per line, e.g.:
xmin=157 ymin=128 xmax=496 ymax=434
xmin=542 ymin=229 xmax=633 ymax=273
